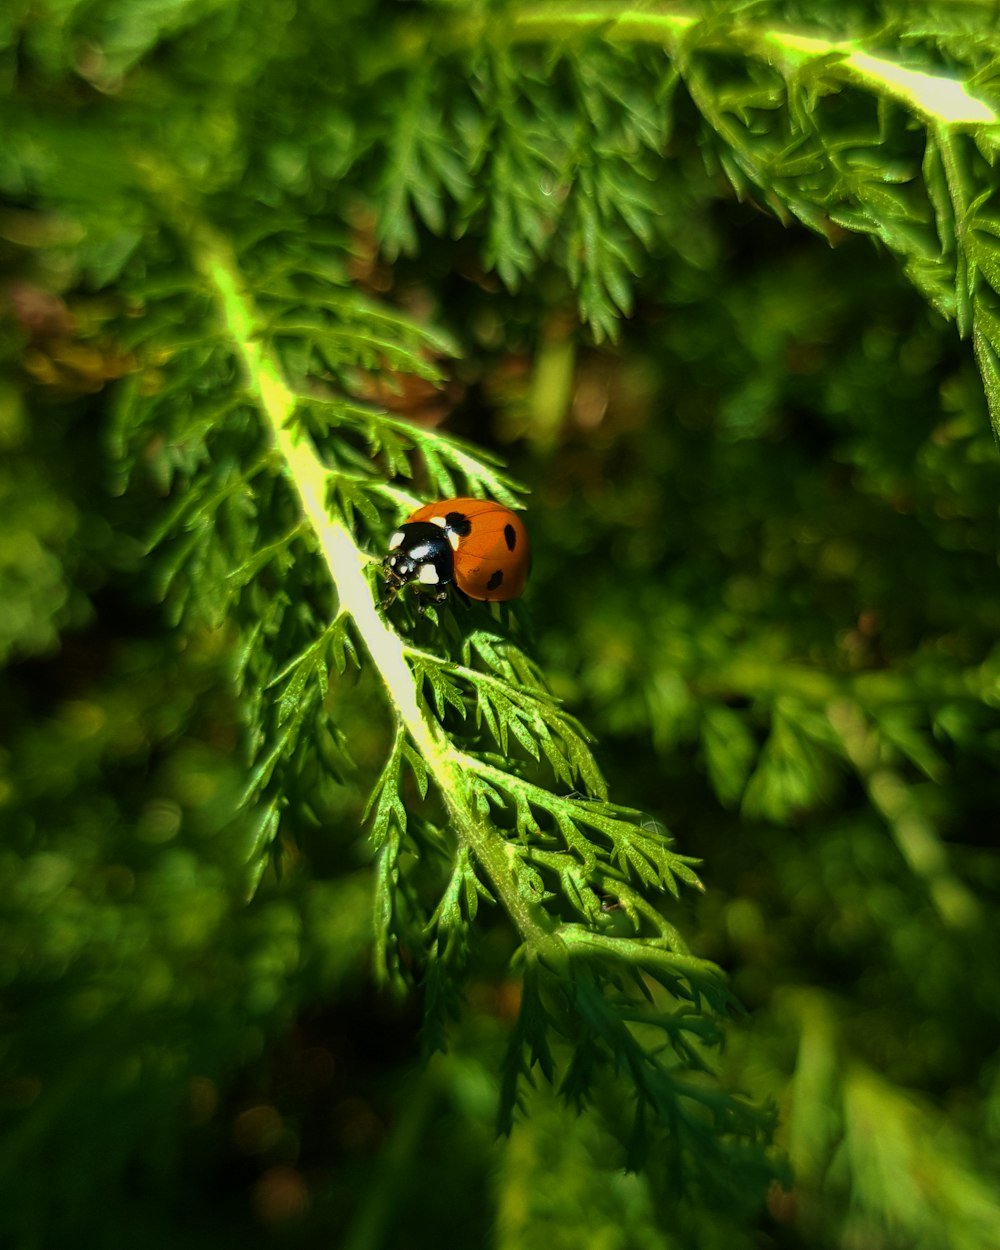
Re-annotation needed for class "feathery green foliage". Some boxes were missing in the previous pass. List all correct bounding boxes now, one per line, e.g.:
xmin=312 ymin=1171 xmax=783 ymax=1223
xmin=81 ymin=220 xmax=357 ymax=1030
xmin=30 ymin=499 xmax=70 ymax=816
xmin=3 ymin=1 xmax=1000 ymax=1246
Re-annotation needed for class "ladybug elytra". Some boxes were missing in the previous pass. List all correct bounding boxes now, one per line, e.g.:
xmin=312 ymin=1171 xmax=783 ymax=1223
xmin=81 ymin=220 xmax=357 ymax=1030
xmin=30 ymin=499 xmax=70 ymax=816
xmin=382 ymin=497 xmax=530 ymax=606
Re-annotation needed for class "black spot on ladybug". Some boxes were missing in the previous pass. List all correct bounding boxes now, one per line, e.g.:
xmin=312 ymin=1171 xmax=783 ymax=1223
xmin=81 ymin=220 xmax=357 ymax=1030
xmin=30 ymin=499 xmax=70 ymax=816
xmin=504 ymin=523 xmax=516 ymax=551
xmin=445 ymin=511 xmax=472 ymax=537
xmin=487 ymin=569 xmax=504 ymax=591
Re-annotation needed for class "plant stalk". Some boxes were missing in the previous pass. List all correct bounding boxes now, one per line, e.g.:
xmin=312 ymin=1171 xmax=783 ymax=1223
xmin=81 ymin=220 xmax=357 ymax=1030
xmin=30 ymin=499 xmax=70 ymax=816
xmin=135 ymin=159 xmax=559 ymax=955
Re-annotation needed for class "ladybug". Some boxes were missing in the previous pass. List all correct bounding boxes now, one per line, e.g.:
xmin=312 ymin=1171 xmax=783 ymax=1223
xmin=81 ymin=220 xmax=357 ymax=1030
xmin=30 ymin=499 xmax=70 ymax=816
xmin=382 ymin=497 xmax=530 ymax=606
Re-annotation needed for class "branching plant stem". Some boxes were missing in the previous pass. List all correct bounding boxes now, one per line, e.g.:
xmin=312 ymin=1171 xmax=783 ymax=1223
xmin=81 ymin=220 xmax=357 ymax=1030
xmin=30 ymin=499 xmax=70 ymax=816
xmin=474 ymin=4 xmax=997 ymax=126
xmin=137 ymin=160 xmax=563 ymax=961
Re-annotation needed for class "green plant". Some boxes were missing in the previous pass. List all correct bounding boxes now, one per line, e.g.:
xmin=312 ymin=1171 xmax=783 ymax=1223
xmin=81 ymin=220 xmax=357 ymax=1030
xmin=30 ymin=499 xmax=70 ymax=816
xmin=4 ymin=1 xmax=1000 ymax=1246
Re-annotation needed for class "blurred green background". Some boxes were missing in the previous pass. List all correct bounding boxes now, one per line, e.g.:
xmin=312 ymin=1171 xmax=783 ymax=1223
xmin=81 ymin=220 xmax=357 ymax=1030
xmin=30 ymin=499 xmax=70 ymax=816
xmin=3 ymin=1 xmax=1000 ymax=1247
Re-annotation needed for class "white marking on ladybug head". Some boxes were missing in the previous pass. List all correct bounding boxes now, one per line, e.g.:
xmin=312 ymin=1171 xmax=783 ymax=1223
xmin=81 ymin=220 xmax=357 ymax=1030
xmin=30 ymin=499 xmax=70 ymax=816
xmin=417 ymin=563 xmax=440 ymax=585
xmin=429 ymin=515 xmax=447 ymax=528
xmin=447 ymin=531 xmax=461 ymax=551
xmin=388 ymin=531 xmax=405 ymax=550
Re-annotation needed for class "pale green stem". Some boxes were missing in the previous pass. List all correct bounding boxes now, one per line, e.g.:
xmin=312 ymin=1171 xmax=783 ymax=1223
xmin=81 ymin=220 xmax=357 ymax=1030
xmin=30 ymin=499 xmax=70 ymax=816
xmin=454 ymin=3 xmax=996 ymax=126
xmin=218 ymin=261 xmax=553 ymax=947
xmin=134 ymin=158 xmax=558 ymax=954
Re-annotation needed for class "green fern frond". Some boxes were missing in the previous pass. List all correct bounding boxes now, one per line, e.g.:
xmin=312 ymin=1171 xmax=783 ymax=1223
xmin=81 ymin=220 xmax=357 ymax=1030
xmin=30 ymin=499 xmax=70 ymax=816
xmin=366 ymin=4 xmax=1000 ymax=423
xmin=9 ymin=0 xmax=1000 ymax=1235
xmin=98 ymin=152 xmax=776 ymax=1183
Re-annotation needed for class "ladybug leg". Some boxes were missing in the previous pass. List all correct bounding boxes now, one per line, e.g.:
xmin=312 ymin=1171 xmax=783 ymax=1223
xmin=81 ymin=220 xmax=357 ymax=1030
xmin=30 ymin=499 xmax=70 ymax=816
xmin=379 ymin=559 xmax=402 ymax=611
xmin=415 ymin=588 xmax=449 ymax=615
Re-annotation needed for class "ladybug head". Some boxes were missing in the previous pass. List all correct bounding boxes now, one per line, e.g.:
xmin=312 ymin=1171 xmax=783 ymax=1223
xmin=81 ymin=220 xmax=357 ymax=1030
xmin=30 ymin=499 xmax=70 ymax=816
xmin=382 ymin=521 xmax=455 ymax=602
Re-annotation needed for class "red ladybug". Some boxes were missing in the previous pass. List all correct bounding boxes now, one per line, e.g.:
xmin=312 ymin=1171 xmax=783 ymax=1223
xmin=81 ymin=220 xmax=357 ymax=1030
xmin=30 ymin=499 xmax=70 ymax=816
xmin=382 ymin=497 xmax=531 ymax=605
